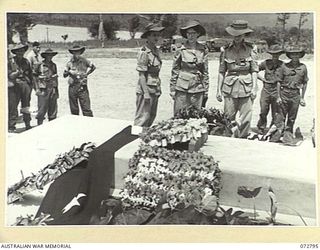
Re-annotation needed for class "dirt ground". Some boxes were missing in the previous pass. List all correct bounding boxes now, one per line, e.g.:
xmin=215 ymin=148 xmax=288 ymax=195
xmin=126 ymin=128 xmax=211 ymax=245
xmin=21 ymin=48 xmax=315 ymax=138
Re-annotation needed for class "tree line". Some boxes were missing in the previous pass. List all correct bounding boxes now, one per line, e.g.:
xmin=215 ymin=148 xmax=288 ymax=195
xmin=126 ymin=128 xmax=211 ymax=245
xmin=7 ymin=13 xmax=313 ymax=51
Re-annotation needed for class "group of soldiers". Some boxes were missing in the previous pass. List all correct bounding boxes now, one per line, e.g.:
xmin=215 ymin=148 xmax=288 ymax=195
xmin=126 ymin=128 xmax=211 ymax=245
xmin=133 ymin=19 xmax=309 ymax=140
xmin=7 ymin=19 xmax=309 ymax=141
xmin=7 ymin=42 xmax=95 ymax=132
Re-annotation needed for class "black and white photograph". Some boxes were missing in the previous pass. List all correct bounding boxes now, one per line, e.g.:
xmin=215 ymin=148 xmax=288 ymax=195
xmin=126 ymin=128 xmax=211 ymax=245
xmin=5 ymin=12 xmax=317 ymax=227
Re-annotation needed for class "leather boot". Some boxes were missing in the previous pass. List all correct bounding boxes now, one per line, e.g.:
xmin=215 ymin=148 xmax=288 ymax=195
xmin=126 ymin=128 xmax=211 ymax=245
xmin=25 ymin=121 xmax=32 ymax=130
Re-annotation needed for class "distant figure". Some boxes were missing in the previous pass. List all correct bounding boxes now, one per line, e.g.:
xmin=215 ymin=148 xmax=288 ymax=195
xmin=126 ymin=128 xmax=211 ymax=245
xmin=9 ymin=44 xmax=33 ymax=130
xmin=256 ymin=44 xmax=284 ymax=134
xmin=26 ymin=41 xmax=41 ymax=90
xmin=170 ymin=20 xmax=209 ymax=115
xmin=216 ymin=20 xmax=258 ymax=138
xmin=134 ymin=23 xmax=164 ymax=127
xmin=277 ymin=45 xmax=308 ymax=133
xmin=63 ymin=45 xmax=96 ymax=117
xmin=35 ymin=48 xmax=59 ymax=125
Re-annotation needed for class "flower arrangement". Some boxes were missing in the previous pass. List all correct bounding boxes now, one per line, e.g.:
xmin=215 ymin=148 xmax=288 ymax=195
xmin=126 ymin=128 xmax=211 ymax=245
xmin=120 ymin=144 xmax=222 ymax=210
xmin=175 ymin=105 xmax=233 ymax=137
xmin=7 ymin=142 xmax=96 ymax=204
xmin=140 ymin=118 xmax=208 ymax=147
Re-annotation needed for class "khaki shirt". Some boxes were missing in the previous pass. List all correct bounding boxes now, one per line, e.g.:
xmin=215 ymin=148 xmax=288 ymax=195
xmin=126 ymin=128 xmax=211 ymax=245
xmin=259 ymin=59 xmax=283 ymax=94
xmin=65 ymin=56 xmax=94 ymax=85
xmin=278 ymin=62 xmax=308 ymax=90
xmin=35 ymin=60 xmax=58 ymax=89
xmin=170 ymin=42 xmax=209 ymax=94
xmin=9 ymin=57 xmax=33 ymax=86
xmin=26 ymin=50 xmax=41 ymax=71
xmin=136 ymin=46 xmax=162 ymax=96
xmin=219 ymin=41 xmax=258 ymax=98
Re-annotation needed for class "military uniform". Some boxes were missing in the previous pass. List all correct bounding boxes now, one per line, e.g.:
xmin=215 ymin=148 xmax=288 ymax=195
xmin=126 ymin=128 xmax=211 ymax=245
xmin=26 ymin=49 xmax=41 ymax=89
xmin=257 ymin=59 xmax=283 ymax=130
xmin=134 ymin=45 xmax=162 ymax=127
xmin=7 ymin=55 xmax=18 ymax=131
xmin=35 ymin=60 xmax=59 ymax=124
xmin=65 ymin=56 xmax=95 ymax=116
xmin=170 ymin=42 xmax=209 ymax=115
xmin=8 ymin=56 xmax=33 ymax=128
xmin=278 ymin=62 xmax=308 ymax=133
xmin=219 ymin=41 xmax=259 ymax=138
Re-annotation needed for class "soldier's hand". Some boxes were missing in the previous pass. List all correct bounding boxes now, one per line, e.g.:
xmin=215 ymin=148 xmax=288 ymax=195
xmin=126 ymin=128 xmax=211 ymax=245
xmin=35 ymin=89 xmax=42 ymax=96
xmin=300 ymin=98 xmax=306 ymax=107
xmin=216 ymin=91 xmax=223 ymax=102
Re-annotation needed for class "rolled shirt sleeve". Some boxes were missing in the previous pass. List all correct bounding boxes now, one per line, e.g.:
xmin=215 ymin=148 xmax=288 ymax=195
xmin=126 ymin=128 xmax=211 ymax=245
xmin=250 ymin=60 xmax=259 ymax=73
xmin=136 ymin=50 xmax=148 ymax=72
xmin=170 ymin=49 xmax=182 ymax=93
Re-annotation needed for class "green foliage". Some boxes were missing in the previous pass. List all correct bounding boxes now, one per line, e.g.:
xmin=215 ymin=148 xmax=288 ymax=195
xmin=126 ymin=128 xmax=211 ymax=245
xmin=88 ymin=18 xmax=120 ymax=40
xmin=128 ymin=16 xmax=140 ymax=39
xmin=237 ymin=186 xmax=262 ymax=199
xmin=13 ymin=213 xmax=53 ymax=226
xmin=161 ymin=14 xmax=178 ymax=38
xmin=7 ymin=13 xmax=35 ymax=44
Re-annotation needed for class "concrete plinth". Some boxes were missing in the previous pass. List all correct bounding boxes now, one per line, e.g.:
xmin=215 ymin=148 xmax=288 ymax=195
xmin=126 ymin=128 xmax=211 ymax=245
xmin=6 ymin=116 xmax=317 ymax=226
xmin=114 ymin=135 xmax=317 ymax=224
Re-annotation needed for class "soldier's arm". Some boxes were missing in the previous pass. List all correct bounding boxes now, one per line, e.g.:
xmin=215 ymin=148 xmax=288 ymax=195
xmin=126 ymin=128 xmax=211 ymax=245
xmin=250 ymin=53 xmax=259 ymax=99
xmin=86 ymin=60 xmax=96 ymax=76
xmin=8 ymin=61 xmax=20 ymax=80
xmin=136 ymin=49 xmax=150 ymax=99
xmin=33 ymin=63 xmax=42 ymax=91
xmin=170 ymin=49 xmax=182 ymax=98
xmin=257 ymin=61 xmax=267 ymax=82
xmin=139 ymin=72 xmax=150 ymax=99
xmin=51 ymin=63 xmax=58 ymax=80
xmin=202 ymin=48 xmax=209 ymax=96
xmin=216 ymin=47 xmax=226 ymax=102
xmin=276 ymin=64 xmax=284 ymax=104
xmin=26 ymin=60 xmax=34 ymax=87
xmin=300 ymin=66 xmax=309 ymax=106
xmin=251 ymin=72 xmax=258 ymax=99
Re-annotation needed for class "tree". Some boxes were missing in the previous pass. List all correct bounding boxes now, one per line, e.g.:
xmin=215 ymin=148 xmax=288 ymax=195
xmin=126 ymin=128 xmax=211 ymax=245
xmin=161 ymin=14 xmax=178 ymax=38
xmin=7 ymin=13 xmax=35 ymax=44
xmin=128 ymin=16 xmax=140 ymax=39
xmin=276 ymin=13 xmax=290 ymax=46
xmin=138 ymin=14 xmax=178 ymax=38
xmin=88 ymin=17 xmax=120 ymax=40
xmin=297 ymin=13 xmax=309 ymax=44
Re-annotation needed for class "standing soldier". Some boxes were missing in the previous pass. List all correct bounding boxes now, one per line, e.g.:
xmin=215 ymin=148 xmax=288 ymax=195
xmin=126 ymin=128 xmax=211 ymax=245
xmin=63 ymin=45 xmax=96 ymax=117
xmin=26 ymin=41 xmax=41 ymax=90
xmin=7 ymin=48 xmax=18 ymax=132
xmin=170 ymin=20 xmax=209 ymax=115
xmin=35 ymin=48 xmax=59 ymax=125
xmin=256 ymin=44 xmax=284 ymax=134
xmin=134 ymin=23 xmax=164 ymax=127
xmin=9 ymin=44 xmax=33 ymax=130
xmin=277 ymin=45 xmax=308 ymax=133
xmin=216 ymin=20 xmax=258 ymax=138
